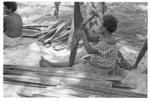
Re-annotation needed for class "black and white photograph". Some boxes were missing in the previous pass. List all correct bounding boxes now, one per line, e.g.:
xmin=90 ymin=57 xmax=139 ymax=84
xmin=3 ymin=1 xmax=147 ymax=98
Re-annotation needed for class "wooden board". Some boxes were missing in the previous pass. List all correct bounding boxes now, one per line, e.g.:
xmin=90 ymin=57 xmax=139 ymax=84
xmin=3 ymin=64 xmax=147 ymax=98
xmin=4 ymin=65 xmax=122 ymax=82
xmin=4 ymin=67 xmax=113 ymax=88
xmin=4 ymin=81 xmax=119 ymax=97
xmin=72 ymin=85 xmax=147 ymax=98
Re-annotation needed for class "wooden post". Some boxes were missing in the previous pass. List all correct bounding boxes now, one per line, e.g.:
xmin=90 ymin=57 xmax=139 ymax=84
xmin=69 ymin=2 xmax=83 ymax=67
xmin=68 ymin=2 xmax=99 ymax=67
xmin=54 ymin=2 xmax=61 ymax=19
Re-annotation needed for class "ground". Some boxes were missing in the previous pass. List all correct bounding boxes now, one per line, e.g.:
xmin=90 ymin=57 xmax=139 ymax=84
xmin=4 ymin=2 xmax=147 ymax=95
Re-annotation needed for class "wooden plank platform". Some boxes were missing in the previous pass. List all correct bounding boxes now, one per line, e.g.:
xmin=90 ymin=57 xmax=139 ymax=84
xmin=3 ymin=64 xmax=147 ymax=98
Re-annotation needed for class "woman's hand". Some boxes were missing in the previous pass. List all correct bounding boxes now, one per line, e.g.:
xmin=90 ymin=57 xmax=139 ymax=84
xmin=82 ymin=24 xmax=88 ymax=30
xmin=90 ymin=10 xmax=99 ymax=17
xmin=127 ymin=64 xmax=138 ymax=70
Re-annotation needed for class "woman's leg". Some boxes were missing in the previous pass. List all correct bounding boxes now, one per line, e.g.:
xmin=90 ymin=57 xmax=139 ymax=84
xmin=4 ymin=33 xmax=17 ymax=48
xmin=40 ymin=47 xmax=87 ymax=67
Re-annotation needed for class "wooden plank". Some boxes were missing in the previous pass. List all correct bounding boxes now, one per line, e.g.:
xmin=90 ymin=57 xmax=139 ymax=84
xmin=47 ymin=20 xmax=64 ymax=31
xmin=4 ymin=76 xmax=59 ymax=87
xmin=67 ymin=16 xmax=74 ymax=49
xmin=4 ymin=82 xmax=75 ymax=98
xmin=4 ymin=69 xmax=144 ymax=97
xmin=22 ymin=31 xmax=47 ymax=38
xmin=22 ymin=28 xmax=40 ymax=35
xmin=4 ymin=82 xmax=90 ymax=97
xmin=4 ymin=81 xmax=47 ymax=88
xmin=4 ymin=65 xmax=122 ymax=82
xmin=4 ymin=82 xmax=118 ymax=97
xmin=52 ymin=39 xmax=67 ymax=48
xmin=4 ymin=69 xmax=112 ymax=88
xmin=23 ymin=25 xmax=48 ymax=28
xmin=38 ymin=28 xmax=57 ymax=41
xmin=52 ymin=30 xmax=69 ymax=42
xmin=112 ymin=81 xmax=137 ymax=89
xmin=44 ymin=19 xmax=71 ymax=43
xmin=72 ymin=85 xmax=147 ymax=98
xmin=60 ymin=86 xmax=120 ymax=97
xmin=23 ymin=27 xmax=41 ymax=31
xmin=4 ymin=78 xmax=129 ymax=97
xmin=4 ymin=64 xmax=74 ymax=73
xmin=5 ymin=66 xmax=144 ymax=97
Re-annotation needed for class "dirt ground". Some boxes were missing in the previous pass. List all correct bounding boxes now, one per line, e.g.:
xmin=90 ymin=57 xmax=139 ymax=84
xmin=4 ymin=2 xmax=147 ymax=95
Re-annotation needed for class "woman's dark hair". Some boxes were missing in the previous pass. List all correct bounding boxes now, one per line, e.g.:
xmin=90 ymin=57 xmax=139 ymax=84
xmin=4 ymin=2 xmax=17 ymax=12
xmin=103 ymin=14 xmax=118 ymax=33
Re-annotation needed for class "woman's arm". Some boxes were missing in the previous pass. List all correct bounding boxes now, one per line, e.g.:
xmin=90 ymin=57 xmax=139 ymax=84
xmin=82 ymin=25 xmax=99 ymax=42
xmin=81 ymin=31 xmax=99 ymax=54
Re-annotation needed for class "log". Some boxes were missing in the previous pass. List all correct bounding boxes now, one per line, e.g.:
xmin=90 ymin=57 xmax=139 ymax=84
xmin=44 ymin=19 xmax=71 ymax=43
xmin=52 ymin=30 xmax=70 ymax=42
xmin=47 ymin=20 xmax=64 ymax=31
xmin=54 ymin=35 xmax=68 ymax=43
xmin=52 ymin=39 xmax=67 ymax=48
xmin=67 ymin=16 xmax=74 ymax=49
xmin=38 ymin=28 xmax=57 ymax=41
xmin=23 ymin=27 xmax=41 ymax=31
xmin=23 ymin=25 xmax=48 ymax=28
xmin=22 ymin=31 xmax=47 ymax=38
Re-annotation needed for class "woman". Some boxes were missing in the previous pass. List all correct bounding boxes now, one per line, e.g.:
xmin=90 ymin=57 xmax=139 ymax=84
xmin=80 ymin=14 xmax=119 ymax=75
xmin=40 ymin=14 xmax=121 ymax=76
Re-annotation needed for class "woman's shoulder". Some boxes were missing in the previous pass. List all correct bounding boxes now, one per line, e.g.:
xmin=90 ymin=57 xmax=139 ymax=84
xmin=4 ymin=13 xmax=21 ymax=19
xmin=105 ymin=37 xmax=118 ymax=45
xmin=4 ymin=14 xmax=9 ymax=19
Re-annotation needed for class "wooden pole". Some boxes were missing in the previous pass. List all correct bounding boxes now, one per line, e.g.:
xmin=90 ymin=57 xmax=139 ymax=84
xmin=68 ymin=3 xmax=98 ymax=67
xmin=69 ymin=2 xmax=83 ymax=67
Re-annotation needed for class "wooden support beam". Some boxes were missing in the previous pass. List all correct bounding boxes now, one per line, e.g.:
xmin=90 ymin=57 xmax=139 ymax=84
xmin=69 ymin=2 xmax=84 ymax=67
xmin=68 ymin=3 xmax=99 ymax=66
